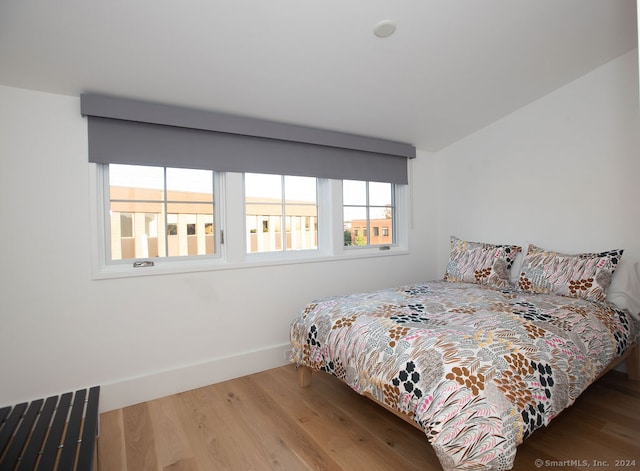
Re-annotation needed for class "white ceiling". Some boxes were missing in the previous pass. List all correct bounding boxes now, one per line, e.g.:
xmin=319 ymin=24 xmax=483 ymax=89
xmin=0 ymin=0 xmax=637 ymax=151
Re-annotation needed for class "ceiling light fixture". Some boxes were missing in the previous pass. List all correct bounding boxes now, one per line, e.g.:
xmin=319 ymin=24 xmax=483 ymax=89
xmin=373 ymin=19 xmax=396 ymax=38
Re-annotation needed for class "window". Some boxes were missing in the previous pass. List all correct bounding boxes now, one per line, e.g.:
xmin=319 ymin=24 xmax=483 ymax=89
xmin=107 ymin=164 xmax=217 ymax=261
xmin=244 ymin=173 xmax=318 ymax=254
xmin=93 ymin=165 xmax=408 ymax=278
xmin=343 ymin=180 xmax=395 ymax=247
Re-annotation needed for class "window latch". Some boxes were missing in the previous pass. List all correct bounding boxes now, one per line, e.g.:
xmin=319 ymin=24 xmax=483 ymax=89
xmin=133 ymin=261 xmax=155 ymax=268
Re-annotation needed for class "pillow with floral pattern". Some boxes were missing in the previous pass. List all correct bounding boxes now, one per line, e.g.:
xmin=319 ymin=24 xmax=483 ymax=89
xmin=517 ymin=244 xmax=623 ymax=302
xmin=444 ymin=236 xmax=522 ymax=289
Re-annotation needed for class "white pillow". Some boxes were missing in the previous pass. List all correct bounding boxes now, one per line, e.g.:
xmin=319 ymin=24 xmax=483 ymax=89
xmin=509 ymin=243 xmax=528 ymax=285
xmin=607 ymin=260 xmax=640 ymax=320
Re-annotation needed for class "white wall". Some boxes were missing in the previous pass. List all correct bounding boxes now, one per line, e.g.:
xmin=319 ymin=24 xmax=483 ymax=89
xmin=435 ymin=49 xmax=640 ymax=273
xmin=0 ymin=86 xmax=438 ymax=411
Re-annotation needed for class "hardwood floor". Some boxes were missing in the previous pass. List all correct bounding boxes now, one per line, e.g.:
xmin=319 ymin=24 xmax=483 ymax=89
xmin=97 ymin=365 xmax=640 ymax=470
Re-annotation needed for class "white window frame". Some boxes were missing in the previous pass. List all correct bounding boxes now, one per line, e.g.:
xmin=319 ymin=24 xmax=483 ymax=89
xmin=89 ymin=165 xmax=410 ymax=280
xmin=342 ymin=180 xmax=398 ymax=250
xmin=243 ymin=174 xmax=330 ymax=263
xmin=336 ymin=179 xmax=409 ymax=256
xmin=89 ymin=163 xmax=225 ymax=279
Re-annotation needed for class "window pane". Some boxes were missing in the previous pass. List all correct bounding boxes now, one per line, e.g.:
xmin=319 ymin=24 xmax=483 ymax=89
xmin=245 ymin=173 xmax=318 ymax=254
xmin=166 ymin=168 xmax=213 ymax=202
xmin=110 ymin=210 xmax=163 ymax=260
xmin=246 ymin=215 xmax=283 ymax=253
xmin=343 ymin=180 xmax=366 ymax=205
xmin=342 ymin=180 xmax=395 ymax=247
xmin=285 ymin=205 xmax=318 ymax=250
xmin=166 ymin=204 xmax=215 ymax=257
xmin=285 ymin=205 xmax=318 ymax=221
xmin=370 ymin=217 xmax=392 ymax=245
xmin=109 ymin=164 xmax=164 ymax=200
xmin=245 ymin=174 xmax=281 ymax=254
xmin=343 ymin=206 xmax=367 ymax=246
xmin=284 ymin=176 xmax=316 ymax=203
xmin=109 ymin=201 xmax=164 ymax=260
xmin=370 ymin=206 xmax=391 ymax=219
xmin=245 ymin=202 xmax=282 ymax=217
xmin=120 ymin=213 xmax=133 ymax=237
xmin=369 ymin=182 xmax=392 ymax=206
xmin=108 ymin=164 xmax=215 ymax=261
xmin=245 ymin=173 xmax=282 ymax=201
xmin=110 ymin=201 xmax=164 ymax=214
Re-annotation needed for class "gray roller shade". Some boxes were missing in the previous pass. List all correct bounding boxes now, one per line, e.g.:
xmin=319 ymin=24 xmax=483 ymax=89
xmin=81 ymin=94 xmax=415 ymax=184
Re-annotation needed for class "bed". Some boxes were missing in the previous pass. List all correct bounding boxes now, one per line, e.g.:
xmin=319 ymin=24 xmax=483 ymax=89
xmin=290 ymin=237 xmax=640 ymax=470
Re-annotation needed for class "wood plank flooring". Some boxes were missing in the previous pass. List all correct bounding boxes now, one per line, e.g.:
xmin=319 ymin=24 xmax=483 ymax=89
xmin=98 ymin=365 xmax=640 ymax=470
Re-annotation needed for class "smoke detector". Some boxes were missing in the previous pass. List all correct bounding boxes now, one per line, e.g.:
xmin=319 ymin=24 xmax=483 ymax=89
xmin=373 ymin=20 xmax=397 ymax=38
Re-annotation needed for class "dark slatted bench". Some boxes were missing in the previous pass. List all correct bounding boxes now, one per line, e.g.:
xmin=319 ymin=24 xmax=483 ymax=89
xmin=0 ymin=386 xmax=100 ymax=471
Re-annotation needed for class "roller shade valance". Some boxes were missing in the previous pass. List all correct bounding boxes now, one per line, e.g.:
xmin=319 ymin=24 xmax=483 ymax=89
xmin=81 ymin=94 xmax=415 ymax=184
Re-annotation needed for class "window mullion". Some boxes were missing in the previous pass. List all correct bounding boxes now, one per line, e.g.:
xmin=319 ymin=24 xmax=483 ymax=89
xmin=392 ymin=184 xmax=397 ymax=245
xmin=163 ymin=167 xmax=169 ymax=258
xmin=281 ymin=175 xmax=286 ymax=252
xmin=227 ymin=172 xmax=247 ymax=263
xmin=366 ymin=182 xmax=371 ymax=246
xmin=212 ymin=171 xmax=218 ymax=253
xmin=319 ymin=178 xmax=337 ymax=256
xmin=103 ymin=165 xmax=114 ymax=262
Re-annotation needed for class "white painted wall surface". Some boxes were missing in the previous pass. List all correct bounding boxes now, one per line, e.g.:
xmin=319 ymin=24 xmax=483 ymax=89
xmin=435 ymin=49 xmax=640 ymax=273
xmin=0 ymin=86 xmax=438 ymax=411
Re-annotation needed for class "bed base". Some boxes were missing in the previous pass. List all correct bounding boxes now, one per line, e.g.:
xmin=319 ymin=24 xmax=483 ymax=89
xmin=595 ymin=342 xmax=639 ymax=381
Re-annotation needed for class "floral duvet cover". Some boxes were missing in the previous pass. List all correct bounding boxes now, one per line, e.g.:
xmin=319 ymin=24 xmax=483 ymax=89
xmin=290 ymin=280 xmax=638 ymax=470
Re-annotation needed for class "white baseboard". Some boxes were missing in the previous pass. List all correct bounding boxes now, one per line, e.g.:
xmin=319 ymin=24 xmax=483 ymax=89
xmin=100 ymin=343 xmax=292 ymax=412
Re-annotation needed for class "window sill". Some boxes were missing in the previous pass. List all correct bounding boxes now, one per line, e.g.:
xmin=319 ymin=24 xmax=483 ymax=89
xmin=91 ymin=247 xmax=410 ymax=280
